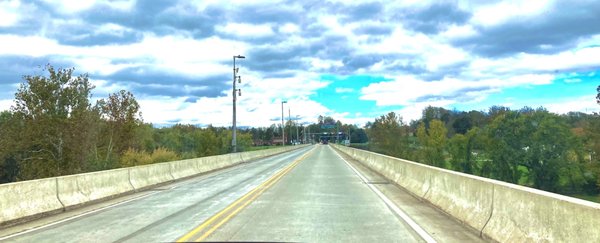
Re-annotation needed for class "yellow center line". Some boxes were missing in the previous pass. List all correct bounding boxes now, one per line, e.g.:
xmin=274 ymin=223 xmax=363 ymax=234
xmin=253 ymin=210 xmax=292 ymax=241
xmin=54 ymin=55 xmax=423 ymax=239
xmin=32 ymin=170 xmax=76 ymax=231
xmin=176 ymin=147 xmax=314 ymax=242
xmin=195 ymin=157 xmax=302 ymax=241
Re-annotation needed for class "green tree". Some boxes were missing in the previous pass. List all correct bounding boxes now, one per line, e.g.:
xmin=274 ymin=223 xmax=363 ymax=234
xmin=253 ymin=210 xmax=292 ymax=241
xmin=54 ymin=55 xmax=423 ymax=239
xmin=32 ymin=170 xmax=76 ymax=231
xmin=483 ymin=111 xmax=525 ymax=183
xmin=596 ymin=85 xmax=600 ymax=104
xmin=197 ymin=128 xmax=219 ymax=156
xmin=448 ymin=127 xmax=481 ymax=174
xmin=97 ymin=90 xmax=142 ymax=167
xmin=0 ymin=111 xmax=20 ymax=183
xmin=416 ymin=119 xmax=447 ymax=168
xmin=524 ymin=110 xmax=573 ymax=192
xmin=367 ymin=112 xmax=410 ymax=158
xmin=11 ymin=65 xmax=98 ymax=179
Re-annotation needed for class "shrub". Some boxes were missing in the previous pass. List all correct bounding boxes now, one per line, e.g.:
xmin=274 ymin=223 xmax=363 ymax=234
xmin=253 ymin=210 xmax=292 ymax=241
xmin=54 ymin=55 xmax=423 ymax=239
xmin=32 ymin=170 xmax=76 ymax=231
xmin=151 ymin=147 xmax=180 ymax=163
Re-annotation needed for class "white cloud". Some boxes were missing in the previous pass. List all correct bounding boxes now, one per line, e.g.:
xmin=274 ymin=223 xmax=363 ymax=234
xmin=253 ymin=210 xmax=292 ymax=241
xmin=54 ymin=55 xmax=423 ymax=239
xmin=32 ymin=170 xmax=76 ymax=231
xmin=0 ymin=0 xmax=598 ymax=127
xmin=544 ymin=95 xmax=600 ymax=114
xmin=137 ymin=74 xmax=332 ymax=127
xmin=279 ymin=23 xmax=300 ymax=34
xmin=45 ymin=0 xmax=96 ymax=13
xmin=306 ymin=58 xmax=343 ymax=71
xmin=471 ymin=0 xmax=554 ymax=27
xmin=0 ymin=99 xmax=13 ymax=111
xmin=439 ymin=24 xmax=477 ymax=39
xmin=0 ymin=0 xmax=20 ymax=27
xmin=360 ymin=73 xmax=554 ymax=107
xmin=0 ymin=34 xmax=248 ymax=78
xmin=217 ymin=23 xmax=275 ymax=38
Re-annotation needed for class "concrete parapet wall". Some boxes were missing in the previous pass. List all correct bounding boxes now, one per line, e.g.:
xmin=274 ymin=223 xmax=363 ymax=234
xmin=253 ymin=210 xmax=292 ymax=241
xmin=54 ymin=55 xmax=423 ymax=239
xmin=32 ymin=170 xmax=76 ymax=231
xmin=0 ymin=145 xmax=307 ymax=226
xmin=483 ymin=181 xmax=600 ymax=242
xmin=332 ymin=144 xmax=600 ymax=242
xmin=57 ymin=168 xmax=133 ymax=208
xmin=0 ymin=178 xmax=63 ymax=225
xmin=129 ymin=162 xmax=174 ymax=190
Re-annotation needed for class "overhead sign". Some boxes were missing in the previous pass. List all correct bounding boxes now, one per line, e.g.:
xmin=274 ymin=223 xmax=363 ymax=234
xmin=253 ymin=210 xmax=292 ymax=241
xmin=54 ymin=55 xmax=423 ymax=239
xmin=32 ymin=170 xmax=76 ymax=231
xmin=321 ymin=124 xmax=335 ymax=129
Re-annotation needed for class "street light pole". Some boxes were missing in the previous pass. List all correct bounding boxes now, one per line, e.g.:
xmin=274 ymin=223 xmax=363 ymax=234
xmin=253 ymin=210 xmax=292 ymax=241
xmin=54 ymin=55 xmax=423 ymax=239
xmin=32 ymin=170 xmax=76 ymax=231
xmin=295 ymin=115 xmax=299 ymax=145
xmin=288 ymin=108 xmax=292 ymax=145
xmin=232 ymin=55 xmax=245 ymax=153
xmin=281 ymin=100 xmax=287 ymax=146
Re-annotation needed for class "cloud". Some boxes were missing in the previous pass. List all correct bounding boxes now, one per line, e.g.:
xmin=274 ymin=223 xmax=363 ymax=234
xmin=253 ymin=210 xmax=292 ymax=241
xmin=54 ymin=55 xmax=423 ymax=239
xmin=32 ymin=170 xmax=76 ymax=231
xmin=456 ymin=1 xmax=600 ymax=57
xmin=0 ymin=99 xmax=14 ymax=111
xmin=217 ymin=23 xmax=275 ymax=38
xmin=397 ymin=2 xmax=471 ymax=34
xmin=544 ymin=95 xmax=600 ymax=114
xmin=1 ymin=0 xmax=599 ymax=127
xmin=0 ymin=0 xmax=20 ymax=27
xmin=342 ymin=2 xmax=384 ymax=22
xmin=359 ymin=73 xmax=555 ymax=107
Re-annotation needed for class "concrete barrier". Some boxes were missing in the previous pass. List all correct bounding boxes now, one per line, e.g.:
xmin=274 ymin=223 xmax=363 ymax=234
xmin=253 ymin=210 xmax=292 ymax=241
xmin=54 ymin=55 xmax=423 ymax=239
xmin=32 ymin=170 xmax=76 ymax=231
xmin=57 ymin=168 xmax=133 ymax=208
xmin=170 ymin=159 xmax=198 ymax=180
xmin=129 ymin=162 xmax=174 ymax=190
xmin=0 ymin=178 xmax=63 ymax=225
xmin=483 ymin=181 xmax=600 ymax=242
xmin=332 ymin=144 xmax=600 ymax=242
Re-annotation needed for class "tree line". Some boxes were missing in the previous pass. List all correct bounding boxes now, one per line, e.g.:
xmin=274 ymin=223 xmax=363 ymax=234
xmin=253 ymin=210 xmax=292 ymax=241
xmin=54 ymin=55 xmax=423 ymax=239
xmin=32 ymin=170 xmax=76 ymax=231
xmin=0 ymin=65 xmax=255 ymax=183
xmin=365 ymin=96 xmax=600 ymax=195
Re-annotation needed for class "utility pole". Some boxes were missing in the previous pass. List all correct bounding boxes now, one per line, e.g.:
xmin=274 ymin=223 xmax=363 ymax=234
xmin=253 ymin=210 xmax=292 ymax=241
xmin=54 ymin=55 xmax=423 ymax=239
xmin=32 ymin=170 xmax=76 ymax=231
xmin=288 ymin=108 xmax=292 ymax=145
xmin=232 ymin=55 xmax=245 ymax=153
xmin=303 ymin=126 xmax=306 ymax=144
xmin=281 ymin=101 xmax=287 ymax=146
xmin=295 ymin=115 xmax=299 ymax=145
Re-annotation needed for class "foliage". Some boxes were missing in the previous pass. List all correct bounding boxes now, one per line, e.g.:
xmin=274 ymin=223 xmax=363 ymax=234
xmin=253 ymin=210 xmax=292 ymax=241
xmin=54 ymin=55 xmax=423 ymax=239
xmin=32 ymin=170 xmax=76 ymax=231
xmin=448 ymin=127 xmax=480 ymax=174
xmin=416 ymin=119 xmax=447 ymax=167
xmin=120 ymin=147 xmax=180 ymax=167
xmin=9 ymin=65 xmax=99 ymax=180
xmin=367 ymin=112 xmax=410 ymax=158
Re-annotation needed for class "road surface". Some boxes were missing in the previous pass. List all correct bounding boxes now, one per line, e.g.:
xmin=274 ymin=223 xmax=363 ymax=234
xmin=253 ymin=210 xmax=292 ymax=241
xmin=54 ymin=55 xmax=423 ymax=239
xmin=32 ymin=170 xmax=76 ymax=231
xmin=0 ymin=145 xmax=483 ymax=242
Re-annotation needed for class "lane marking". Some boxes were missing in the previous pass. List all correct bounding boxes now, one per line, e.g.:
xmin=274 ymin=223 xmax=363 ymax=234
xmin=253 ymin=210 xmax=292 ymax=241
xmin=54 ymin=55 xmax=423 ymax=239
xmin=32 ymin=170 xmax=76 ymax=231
xmin=331 ymin=147 xmax=437 ymax=243
xmin=195 ymin=159 xmax=298 ymax=242
xmin=0 ymin=191 xmax=162 ymax=241
xmin=177 ymin=147 xmax=314 ymax=242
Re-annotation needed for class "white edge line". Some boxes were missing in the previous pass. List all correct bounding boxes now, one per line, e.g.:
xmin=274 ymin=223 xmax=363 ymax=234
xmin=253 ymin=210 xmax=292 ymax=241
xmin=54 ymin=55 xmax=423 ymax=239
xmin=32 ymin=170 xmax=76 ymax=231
xmin=332 ymin=147 xmax=438 ymax=243
xmin=0 ymin=191 xmax=162 ymax=241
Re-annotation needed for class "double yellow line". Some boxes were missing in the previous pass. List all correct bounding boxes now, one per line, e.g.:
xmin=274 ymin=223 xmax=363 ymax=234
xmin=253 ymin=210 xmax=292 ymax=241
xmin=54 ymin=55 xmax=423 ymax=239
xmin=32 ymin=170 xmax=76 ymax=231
xmin=177 ymin=148 xmax=314 ymax=242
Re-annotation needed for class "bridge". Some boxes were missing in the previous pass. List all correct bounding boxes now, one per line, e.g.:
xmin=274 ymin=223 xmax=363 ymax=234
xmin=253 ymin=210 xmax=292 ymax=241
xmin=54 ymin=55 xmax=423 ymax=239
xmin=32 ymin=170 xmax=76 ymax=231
xmin=1 ymin=145 xmax=599 ymax=242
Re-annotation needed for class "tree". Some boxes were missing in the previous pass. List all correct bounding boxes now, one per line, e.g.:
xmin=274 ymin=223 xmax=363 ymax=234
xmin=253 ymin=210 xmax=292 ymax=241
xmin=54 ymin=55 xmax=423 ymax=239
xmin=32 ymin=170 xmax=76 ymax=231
xmin=483 ymin=111 xmax=525 ymax=183
xmin=367 ymin=112 xmax=410 ymax=158
xmin=350 ymin=128 xmax=368 ymax=143
xmin=422 ymin=106 xmax=450 ymax=128
xmin=416 ymin=119 xmax=447 ymax=168
xmin=452 ymin=112 xmax=473 ymax=134
xmin=11 ymin=65 xmax=98 ymax=179
xmin=97 ymin=90 xmax=142 ymax=167
xmin=597 ymin=85 xmax=600 ymax=104
xmin=0 ymin=111 xmax=20 ymax=183
xmin=524 ymin=110 xmax=572 ymax=192
xmin=448 ymin=127 xmax=480 ymax=174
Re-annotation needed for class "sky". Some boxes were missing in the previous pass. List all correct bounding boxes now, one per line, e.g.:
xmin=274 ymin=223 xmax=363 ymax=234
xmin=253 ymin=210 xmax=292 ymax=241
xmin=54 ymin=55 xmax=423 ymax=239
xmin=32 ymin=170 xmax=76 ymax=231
xmin=0 ymin=0 xmax=599 ymax=127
